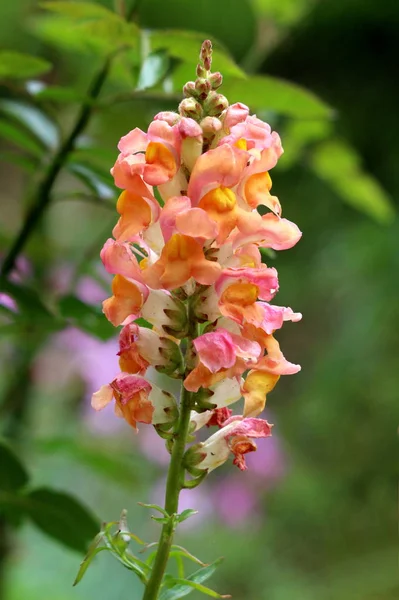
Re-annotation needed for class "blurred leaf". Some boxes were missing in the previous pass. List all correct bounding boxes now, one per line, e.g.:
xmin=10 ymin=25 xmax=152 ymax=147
xmin=149 ymin=31 xmax=245 ymax=79
xmin=222 ymin=75 xmax=333 ymax=119
xmin=310 ymin=139 xmax=395 ymax=223
xmin=279 ymin=118 xmax=333 ymax=170
xmin=0 ymin=151 xmax=38 ymax=173
xmin=40 ymin=1 xmax=119 ymax=20
xmin=0 ymin=281 xmax=58 ymax=327
xmin=138 ymin=503 xmax=169 ymax=517
xmin=0 ymin=100 xmax=59 ymax=148
xmin=58 ymin=294 xmax=115 ymax=340
xmin=0 ymin=440 xmax=29 ymax=492
xmin=23 ymin=487 xmax=99 ymax=553
xmin=33 ymin=85 xmax=84 ymax=104
xmin=254 ymin=0 xmax=316 ymax=26
xmin=36 ymin=2 xmax=139 ymax=55
xmin=67 ymin=163 xmax=115 ymax=199
xmin=0 ymin=120 xmax=45 ymax=158
xmin=0 ymin=51 xmax=52 ymax=79
xmin=159 ymin=558 xmax=225 ymax=600
xmin=139 ymin=0 xmax=256 ymax=62
xmin=137 ymin=51 xmax=170 ymax=91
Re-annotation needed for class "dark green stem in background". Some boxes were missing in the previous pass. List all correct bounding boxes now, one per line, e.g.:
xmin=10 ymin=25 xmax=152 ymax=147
xmin=142 ymin=387 xmax=193 ymax=600
xmin=0 ymin=57 xmax=111 ymax=281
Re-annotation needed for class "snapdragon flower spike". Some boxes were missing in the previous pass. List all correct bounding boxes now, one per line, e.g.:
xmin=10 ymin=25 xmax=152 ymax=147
xmin=94 ymin=39 xmax=301 ymax=476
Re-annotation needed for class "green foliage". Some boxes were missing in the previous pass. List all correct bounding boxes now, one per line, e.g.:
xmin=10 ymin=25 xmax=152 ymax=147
xmin=148 ymin=31 xmax=245 ymax=79
xmin=310 ymin=138 xmax=395 ymax=223
xmin=222 ymin=75 xmax=333 ymax=118
xmin=58 ymin=295 xmax=115 ymax=340
xmin=0 ymin=51 xmax=51 ymax=79
xmin=0 ymin=440 xmax=29 ymax=492
xmin=159 ymin=558 xmax=226 ymax=600
xmin=138 ymin=0 xmax=256 ymax=61
xmin=22 ymin=488 xmax=99 ymax=553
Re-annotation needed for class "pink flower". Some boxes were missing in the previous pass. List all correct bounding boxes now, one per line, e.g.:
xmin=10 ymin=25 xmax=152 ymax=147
xmin=91 ymin=373 xmax=177 ymax=431
xmin=193 ymin=416 xmax=273 ymax=472
xmin=223 ymin=102 xmax=250 ymax=129
xmin=194 ymin=328 xmax=261 ymax=373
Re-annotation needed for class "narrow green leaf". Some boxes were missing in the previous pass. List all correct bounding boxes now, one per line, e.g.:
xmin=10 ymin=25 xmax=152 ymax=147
xmin=0 ymin=440 xmax=29 ymax=492
xmin=170 ymin=545 xmax=207 ymax=567
xmin=40 ymin=1 xmax=117 ymax=19
xmin=177 ymin=509 xmax=198 ymax=523
xmin=33 ymin=85 xmax=84 ymax=103
xmin=310 ymin=139 xmax=395 ymax=223
xmin=137 ymin=51 xmax=170 ymax=91
xmin=0 ymin=51 xmax=52 ymax=79
xmin=159 ymin=558 xmax=225 ymax=600
xmin=67 ymin=163 xmax=115 ymax=199
xmin=24 ymin=487 xmax=99 ymax=553
xmin=148 ymin=31 xmax=245 ymax=79
xmin=138 ymin=503 xmax=170 ymax=517
xmin=222 ymin=75 xmax=333 ymax=119
xmin=0 ymin=120 xmax=45 ymax=158
xmin=0 ymin=151 xmax=38 ymax=173
xmin=58 ymin=295 xmax=115 ymax=341
xmin=1 ymin=281 xmax=58 ymax=327
xmin=163 ymin=577 xmax=230 ymax=599
xmin=0 ymin=100 xmax=59 ymax=148
xmin=73 ymin=532 xmax=108 ymax=586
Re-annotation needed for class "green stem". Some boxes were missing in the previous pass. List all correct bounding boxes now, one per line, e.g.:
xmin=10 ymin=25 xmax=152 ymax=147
xmin=0 ymin=56 xmax=112 ymax=280
xmin=142 ymin=386 xmax=193 ymax=600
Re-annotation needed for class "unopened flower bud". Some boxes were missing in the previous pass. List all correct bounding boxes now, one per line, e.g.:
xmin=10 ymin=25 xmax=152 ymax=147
xmin=154 ymin=111 xmax=181 ymax=125
xmin=178 ymin=97 xmax=203 ymax=120
xmin=200 ymin=116 xmax=222 ymax=136
xmin=203 ymin=91 xmax=229 ymax=117
xmin=183 ymin=81 xmax=198 ymax=98
xmin=209 ymin=71 xmax=223 ymax=89
xmin=196 ymin=64 xmax=207 ymax=78
xmin=200 ymin=39 xmax=212 ymax=71
xmin=195 ymin=77 xmax=211 ymax=99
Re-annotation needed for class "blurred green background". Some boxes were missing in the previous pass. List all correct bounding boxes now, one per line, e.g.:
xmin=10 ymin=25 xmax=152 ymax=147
xmin=0 ymin=1 xmax=397 ymax=599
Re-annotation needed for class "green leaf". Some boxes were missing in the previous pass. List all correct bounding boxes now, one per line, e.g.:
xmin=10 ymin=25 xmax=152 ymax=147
xmin=138 ymin=503 xmax=170 ymax=517
xmin=177 ymin=509 xmax=198 ymax=524
xmin=138 ymin=0 xmax=256 ymax=62
xmin=0 ymin=100 xmax=59 ymax=148
xmin=36 ymin=3 xmax=139 ymax=55
xmin=0 ymin=440 xmax=29 ymax=492
xmin=159 ymin=558 xmax=225 ymax=600
xmin=137 ymin=51 xmax=170 ymax=91
xmin=0 ymin=51 xmax=52 ymax=79
xmin=0 ymin=281 xmax=59 ymax=328
xmin=278 ymin=118 xmax=333 ymax=170
xmin=310 ymin=139 xmax=395 ymax=223
xmin=222 ymin=75 xmax=334 ymax=119
xmin=58 ymin=295 xmax=116 ymax=340
xmin=67 ymin=162 xmax=115 ymax=199
xmin=0 ymin=151 xmax=38 ymax=173
xmin=0 ymin=120 xmax=45 ymax=158
xmin=73 ymin=532 xmax=108 ymax=586
xmin=40 ymin=1 xmax=119 ymax=20
xmin=148 ymin=31 xmax=245 ymax=79
xmin=23 ymin=487 xmax=99 ymax=553
xmin=162 ymin=577 xmax=230 ymax=599
xmin=33 ymin=85 xmax=85 ymax=104
xmin=254 ymin=0 xmax=315 ymax=27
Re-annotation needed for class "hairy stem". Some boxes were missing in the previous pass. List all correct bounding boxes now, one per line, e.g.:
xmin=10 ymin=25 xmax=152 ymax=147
xmin=0 ymin=56 xmax=111 ymax=280
xmin=142 ymin=386 xmax=193 ymax=600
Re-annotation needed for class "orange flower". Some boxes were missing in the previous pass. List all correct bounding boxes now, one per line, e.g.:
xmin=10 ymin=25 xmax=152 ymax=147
xmin=142 ymin=234 xmax=221 ymax=290
xmin=102 ymin=275 xmax=148 ymax=326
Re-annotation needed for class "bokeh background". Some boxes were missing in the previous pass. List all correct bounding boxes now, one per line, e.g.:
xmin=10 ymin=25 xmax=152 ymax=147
xmin=0 ymin=1 xmax=397 ymax=599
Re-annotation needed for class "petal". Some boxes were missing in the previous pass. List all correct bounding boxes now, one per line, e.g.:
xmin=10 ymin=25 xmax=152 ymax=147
xmin=118 ymin=128 xmax=147 ymax=153
xmin=100 ymin=239 xmax=143 ymax=280
xmin=91 ymin=384 xmax=113 ymax=410
xmin=242 ymin=371 xmax=280 ymax=417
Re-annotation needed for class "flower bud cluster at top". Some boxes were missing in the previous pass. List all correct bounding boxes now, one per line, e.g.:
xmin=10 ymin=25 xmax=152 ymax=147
xmin=92 ymin=40 xmax=302 ymax=474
